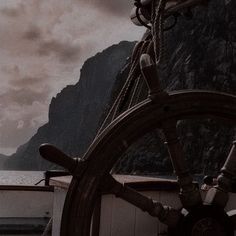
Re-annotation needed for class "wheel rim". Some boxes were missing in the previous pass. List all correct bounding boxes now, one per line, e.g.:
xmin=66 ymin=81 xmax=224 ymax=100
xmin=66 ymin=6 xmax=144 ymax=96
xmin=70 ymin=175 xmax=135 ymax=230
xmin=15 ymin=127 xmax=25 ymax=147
xmin=60 ymin=90 xmax=236 ymax=235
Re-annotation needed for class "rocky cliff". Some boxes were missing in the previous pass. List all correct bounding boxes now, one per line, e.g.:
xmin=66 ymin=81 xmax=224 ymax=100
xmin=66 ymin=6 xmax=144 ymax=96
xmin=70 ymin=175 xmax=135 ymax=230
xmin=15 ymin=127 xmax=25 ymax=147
xmin=4 ymin=41 xmax=135 ymax=170
xmin=115 ymin=0 xmax=236 ymax=176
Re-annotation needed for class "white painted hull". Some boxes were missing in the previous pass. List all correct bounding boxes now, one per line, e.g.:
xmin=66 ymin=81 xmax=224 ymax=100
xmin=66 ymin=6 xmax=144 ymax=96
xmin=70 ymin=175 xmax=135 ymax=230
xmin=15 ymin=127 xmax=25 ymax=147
xmin=0 ymin=186 xmax=53 ymax=235
xmin=50 ymin=175 xmax=236 ymax=236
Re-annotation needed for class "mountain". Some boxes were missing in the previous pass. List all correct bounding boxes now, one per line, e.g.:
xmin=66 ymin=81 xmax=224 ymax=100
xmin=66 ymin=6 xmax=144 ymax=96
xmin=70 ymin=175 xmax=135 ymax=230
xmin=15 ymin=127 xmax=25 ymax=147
xmin=0 ymin=154 xmax=9 ymax=169
xmin=4 ymin=41 xmax=135 ymax=170
xmin=114 ymin=0 xmax=236 ymax=176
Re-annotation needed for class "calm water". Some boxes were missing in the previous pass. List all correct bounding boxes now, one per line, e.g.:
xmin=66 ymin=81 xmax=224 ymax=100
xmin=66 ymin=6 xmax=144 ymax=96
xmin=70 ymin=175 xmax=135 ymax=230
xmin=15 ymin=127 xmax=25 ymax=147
xmin=0 ymin=171 xmax=204 ymax=186
xmin=0 ymin=171 xmax=44 ymax=185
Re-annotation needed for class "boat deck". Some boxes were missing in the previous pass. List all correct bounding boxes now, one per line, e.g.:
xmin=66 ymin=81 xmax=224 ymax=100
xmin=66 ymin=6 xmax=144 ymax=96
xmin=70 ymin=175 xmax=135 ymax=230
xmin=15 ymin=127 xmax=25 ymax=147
xmin=49 ymin=174 xmax=179 ymax=190
xmin=49 ymin=175 xmax=236 ymax=236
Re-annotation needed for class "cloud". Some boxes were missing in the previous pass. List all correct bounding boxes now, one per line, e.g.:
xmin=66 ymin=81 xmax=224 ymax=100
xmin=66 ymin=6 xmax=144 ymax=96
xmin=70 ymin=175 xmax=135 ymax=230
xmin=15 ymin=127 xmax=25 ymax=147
xmin=23 ymin=25 xmax=81 ymax=63
xmin=0 ymin=101 xmax=48 ymax=150
xmin=79 ymin=0 xmax=131 ymax=16
xmin=17 ymin=120 xmax=24 ymax=129
xmin=37 ymin=40 xmax=80 ymax=63
xmin=9 ymin=76 xmax=44 ymax=88
xmin=0 ymin=87 xmax=50 ymax=106
xmin=23 ymin=26 xmax=42 ymax=41
xmin=0 ymin=0 xmax=144 ymax=155
xmin=0 ymin=2 xmax=25 ymax=18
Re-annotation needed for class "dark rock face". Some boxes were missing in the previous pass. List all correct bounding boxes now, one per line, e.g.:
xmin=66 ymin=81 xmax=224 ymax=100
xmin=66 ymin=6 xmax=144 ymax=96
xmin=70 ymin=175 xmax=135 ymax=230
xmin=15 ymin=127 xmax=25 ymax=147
xmin=4 ymin=41 xmax=135 ymax=170
xmin=115 ymin=0 xmax=236 ymax=176
xmin=163 ymin=0 xmax=236 ymax=94
xmin=0 ymin=154 xmax=9 ymax=169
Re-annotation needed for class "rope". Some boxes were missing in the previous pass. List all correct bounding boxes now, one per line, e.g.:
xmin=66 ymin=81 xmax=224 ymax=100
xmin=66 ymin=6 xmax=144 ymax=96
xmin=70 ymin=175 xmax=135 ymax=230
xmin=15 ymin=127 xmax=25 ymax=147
xmin=95 ymin=40 xmax=146 ymax=137
xmin=128 ymin=75 xmax=142 ymax=109
xmin=34 ymin=178 xmax=45 ymax=186
xmin=95 ymin=0 xmax=169 ymax=137
xmin=152 ymin=0 xmax=167 ymax=65
xmin=135 ymin=5 xmax=152 ymax=29
xmin=116 ymin=40 xmax=150 ymax=114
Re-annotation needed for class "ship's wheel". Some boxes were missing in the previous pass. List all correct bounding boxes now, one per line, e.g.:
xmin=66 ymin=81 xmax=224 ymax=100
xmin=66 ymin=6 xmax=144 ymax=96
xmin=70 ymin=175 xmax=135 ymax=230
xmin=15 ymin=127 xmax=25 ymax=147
xmin=39 ymin=1 xmax=236 ymax=235
xmin=40 ymin=81 xmax=236 ymax=235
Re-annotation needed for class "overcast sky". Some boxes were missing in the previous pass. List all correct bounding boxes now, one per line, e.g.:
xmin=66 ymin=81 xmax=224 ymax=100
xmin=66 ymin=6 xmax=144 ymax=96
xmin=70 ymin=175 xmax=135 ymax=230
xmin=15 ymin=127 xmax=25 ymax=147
xmin=0 ymin=0 xmax=144 ymax=155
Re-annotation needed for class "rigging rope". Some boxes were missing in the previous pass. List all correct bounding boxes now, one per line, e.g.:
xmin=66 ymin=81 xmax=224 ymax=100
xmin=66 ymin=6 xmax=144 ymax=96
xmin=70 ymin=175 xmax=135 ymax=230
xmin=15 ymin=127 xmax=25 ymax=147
xmin=95 ymin=0 xmax=168 ymax=137
xmin=152 ymin=0 xmax=167 ymax=65
xmin=95 ymin=40 xmax=147 ymax=137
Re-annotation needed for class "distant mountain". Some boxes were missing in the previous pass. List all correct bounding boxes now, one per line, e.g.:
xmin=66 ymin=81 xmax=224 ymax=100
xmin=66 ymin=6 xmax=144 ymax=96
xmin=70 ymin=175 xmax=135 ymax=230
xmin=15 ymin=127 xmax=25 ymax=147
xmin=4 ymin=41 xmax=135 ymax=170
xmin=0 ymin=154 xmax=8 ymax=169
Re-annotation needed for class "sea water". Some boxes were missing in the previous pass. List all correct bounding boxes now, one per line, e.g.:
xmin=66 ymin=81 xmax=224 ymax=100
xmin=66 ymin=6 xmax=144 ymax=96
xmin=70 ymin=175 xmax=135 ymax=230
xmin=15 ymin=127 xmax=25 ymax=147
xmin=0 ymin=171 xmax=44 ymax=185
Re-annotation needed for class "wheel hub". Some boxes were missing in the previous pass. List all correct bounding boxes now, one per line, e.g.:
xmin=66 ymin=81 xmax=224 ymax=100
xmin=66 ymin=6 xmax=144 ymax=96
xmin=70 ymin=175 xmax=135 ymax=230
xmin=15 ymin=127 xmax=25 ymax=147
xmin=172 ymin=205 xmax=234 ymax=236
xmin=192 ymin=217 xmax=227 ymax=236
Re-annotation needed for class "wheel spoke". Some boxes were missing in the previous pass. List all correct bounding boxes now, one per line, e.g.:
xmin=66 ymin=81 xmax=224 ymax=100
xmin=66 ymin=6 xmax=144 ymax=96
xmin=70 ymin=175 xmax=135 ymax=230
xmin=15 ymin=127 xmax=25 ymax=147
xmin=205 ymin=141 xmax=236 ymax=208
xmin=162 ymin=120 xmax=202 ymax=209
xmin=39 ymin=143 xmax=88 ymax=177
xmin=100 ymin=174 xmax=181 ymax=228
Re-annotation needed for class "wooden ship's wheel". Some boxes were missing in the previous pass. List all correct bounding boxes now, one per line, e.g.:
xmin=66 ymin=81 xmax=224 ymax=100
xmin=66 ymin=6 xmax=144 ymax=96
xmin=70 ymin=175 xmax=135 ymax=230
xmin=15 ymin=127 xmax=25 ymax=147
xmin=40 ymin=0 xmax=236 ymax=235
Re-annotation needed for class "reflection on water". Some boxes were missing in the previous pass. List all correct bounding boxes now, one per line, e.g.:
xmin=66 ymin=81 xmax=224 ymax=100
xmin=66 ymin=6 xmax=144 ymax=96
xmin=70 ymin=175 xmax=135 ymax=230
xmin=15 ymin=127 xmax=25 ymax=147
xmin=0 ymin=171 xmax=44 ymax=185
xmin=0 ymin=171 xmax=205 ymax=186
